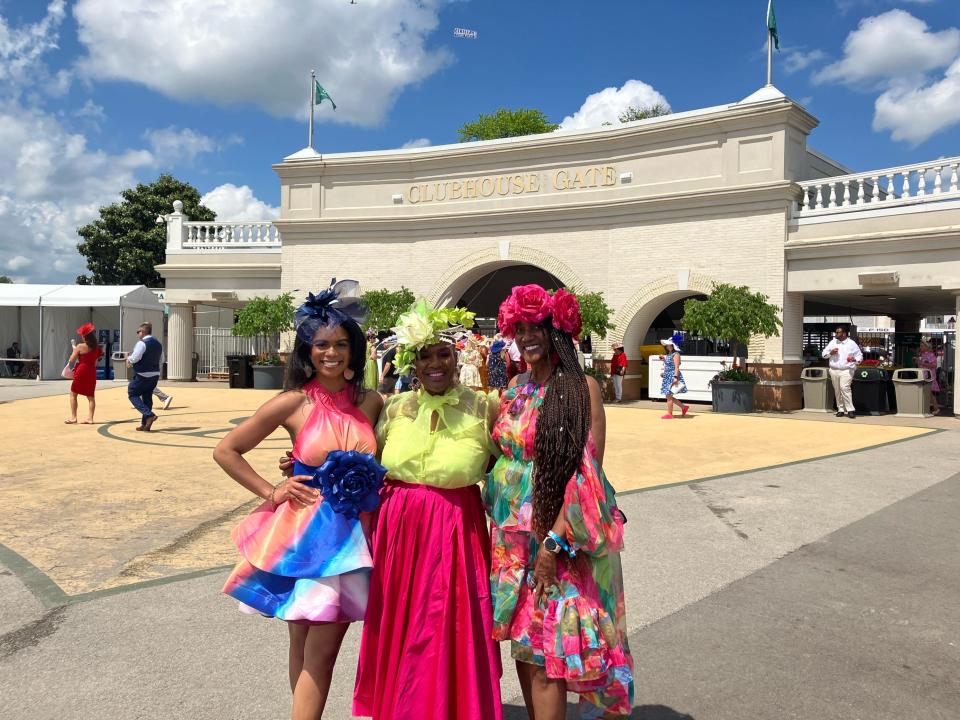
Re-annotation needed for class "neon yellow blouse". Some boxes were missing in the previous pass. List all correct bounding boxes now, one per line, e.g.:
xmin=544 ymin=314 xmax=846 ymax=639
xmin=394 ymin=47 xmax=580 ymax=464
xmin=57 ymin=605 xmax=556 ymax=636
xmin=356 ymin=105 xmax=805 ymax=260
xmin=377 ymin=385 xmax=500 ymax=489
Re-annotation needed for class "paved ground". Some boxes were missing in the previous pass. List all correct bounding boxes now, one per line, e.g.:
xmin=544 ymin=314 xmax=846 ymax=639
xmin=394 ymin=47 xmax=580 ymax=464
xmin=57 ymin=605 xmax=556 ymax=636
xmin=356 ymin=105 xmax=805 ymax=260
xmin=0 ymin=381 xmax=957 ymax=718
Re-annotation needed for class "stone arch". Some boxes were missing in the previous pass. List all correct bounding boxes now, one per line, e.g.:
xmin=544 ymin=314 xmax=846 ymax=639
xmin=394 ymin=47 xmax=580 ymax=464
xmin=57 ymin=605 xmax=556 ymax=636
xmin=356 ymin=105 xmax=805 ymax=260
xmin=611 ymin=271 xmax=718 ymax=352
xmin=426 ymin=244 xmax=588 ymax=308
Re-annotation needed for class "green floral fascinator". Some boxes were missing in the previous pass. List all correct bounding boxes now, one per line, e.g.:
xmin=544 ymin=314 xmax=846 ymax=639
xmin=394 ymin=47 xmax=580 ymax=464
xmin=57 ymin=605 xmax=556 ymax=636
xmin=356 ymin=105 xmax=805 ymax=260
xmin=392 ymin=299 xmax=475 ymax=372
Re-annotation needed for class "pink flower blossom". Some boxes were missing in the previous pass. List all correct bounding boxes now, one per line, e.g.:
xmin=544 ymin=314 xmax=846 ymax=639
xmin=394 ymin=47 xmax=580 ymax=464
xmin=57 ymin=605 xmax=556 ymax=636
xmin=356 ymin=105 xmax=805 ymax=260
xmin=550 ymin=289 xmax=582 ymax=338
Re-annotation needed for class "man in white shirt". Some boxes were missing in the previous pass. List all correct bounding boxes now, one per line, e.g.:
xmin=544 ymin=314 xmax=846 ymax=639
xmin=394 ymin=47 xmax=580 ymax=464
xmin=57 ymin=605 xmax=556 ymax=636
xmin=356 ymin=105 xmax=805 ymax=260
xmin=821 ymin=326 xmax=863 ymax=419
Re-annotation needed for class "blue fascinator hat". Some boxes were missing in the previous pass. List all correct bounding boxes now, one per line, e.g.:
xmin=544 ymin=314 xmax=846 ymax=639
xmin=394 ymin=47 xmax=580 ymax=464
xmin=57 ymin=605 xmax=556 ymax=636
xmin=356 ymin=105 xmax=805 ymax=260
xmin=660 ymin=331 xmax=684 ymax=351
xmin=294 ymin=278 xmax=367 ymax=344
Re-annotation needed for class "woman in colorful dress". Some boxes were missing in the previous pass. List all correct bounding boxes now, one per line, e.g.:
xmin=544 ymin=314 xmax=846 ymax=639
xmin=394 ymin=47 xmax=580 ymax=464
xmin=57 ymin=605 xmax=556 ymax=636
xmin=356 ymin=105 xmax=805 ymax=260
xmin=659 ymin=332 xmax=690 ymax=419
xmin=65 ymin=323 xmax=102 ymax=424
xmin=486 ymin=284 xmax=634 ymax=719
xmin=215 ymin=281 xmax=384 ymax=720
xmin=917 ymin=339 xmax=941 ymax=415
xmin=354 ymin=299 xmax=503 ymax=720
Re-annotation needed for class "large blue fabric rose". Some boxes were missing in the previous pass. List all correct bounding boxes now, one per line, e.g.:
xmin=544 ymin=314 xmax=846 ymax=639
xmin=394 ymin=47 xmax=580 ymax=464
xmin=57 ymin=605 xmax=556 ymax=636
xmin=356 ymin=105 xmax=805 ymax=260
xmin=301 ymin=451 xmax=386 ymax=519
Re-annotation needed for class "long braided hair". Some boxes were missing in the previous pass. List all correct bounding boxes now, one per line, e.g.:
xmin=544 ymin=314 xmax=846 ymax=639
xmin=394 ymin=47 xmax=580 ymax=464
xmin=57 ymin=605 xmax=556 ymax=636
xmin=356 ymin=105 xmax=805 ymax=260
xmin=531 ymin=322 xmax=590 ymax=539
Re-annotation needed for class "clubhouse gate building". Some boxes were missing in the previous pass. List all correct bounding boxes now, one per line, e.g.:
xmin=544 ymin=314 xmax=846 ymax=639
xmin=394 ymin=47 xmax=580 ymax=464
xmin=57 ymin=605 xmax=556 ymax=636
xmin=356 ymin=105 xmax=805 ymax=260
xmin=159 ymin=87 xmax=960 ymax=412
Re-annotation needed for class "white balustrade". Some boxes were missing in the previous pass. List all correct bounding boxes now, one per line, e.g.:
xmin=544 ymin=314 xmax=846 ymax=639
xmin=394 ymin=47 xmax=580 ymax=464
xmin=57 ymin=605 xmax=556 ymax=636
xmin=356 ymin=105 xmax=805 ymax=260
xmin=795 ymin=155 xmax=960 ymax=217
xmin=181 ymin=221 xmax=281 ymax=249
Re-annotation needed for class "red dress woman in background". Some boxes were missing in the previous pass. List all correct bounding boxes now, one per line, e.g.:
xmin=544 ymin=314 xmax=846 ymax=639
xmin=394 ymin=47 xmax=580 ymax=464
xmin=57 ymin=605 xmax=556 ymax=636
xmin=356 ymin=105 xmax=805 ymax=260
xmin=66 ymin=323 xmax=102 ymax=424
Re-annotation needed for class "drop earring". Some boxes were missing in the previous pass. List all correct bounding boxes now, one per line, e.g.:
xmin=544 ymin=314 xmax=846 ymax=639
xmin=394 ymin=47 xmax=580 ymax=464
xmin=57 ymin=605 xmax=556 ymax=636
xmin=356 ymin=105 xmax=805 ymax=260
xmin=343 ymin=367 xmax=355 ymax=381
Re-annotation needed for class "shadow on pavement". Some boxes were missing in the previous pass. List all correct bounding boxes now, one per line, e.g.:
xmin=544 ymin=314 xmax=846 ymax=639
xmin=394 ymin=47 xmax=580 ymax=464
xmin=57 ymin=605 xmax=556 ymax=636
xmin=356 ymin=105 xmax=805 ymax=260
xmin=503 ymin=704 xmax=694 ymax=719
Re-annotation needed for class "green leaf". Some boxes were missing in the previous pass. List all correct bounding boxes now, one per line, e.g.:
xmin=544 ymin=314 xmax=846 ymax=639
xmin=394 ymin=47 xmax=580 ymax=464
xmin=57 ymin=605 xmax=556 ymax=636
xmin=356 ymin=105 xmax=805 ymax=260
xmin=458 ymin=108 xmax=559 ymax=142
xmin=681 ymin=283 xmax=783 ymax=351
xmin=360 ymin=287 xmax=416 ymax=332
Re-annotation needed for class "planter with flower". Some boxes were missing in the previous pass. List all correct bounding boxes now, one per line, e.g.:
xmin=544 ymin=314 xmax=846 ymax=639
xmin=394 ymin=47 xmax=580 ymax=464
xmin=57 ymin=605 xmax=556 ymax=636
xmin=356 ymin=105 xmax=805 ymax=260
xmin=231 ymin=293 xmax=295 ymax=389
xmin=681 ymin=283 xmax=783 ymax=413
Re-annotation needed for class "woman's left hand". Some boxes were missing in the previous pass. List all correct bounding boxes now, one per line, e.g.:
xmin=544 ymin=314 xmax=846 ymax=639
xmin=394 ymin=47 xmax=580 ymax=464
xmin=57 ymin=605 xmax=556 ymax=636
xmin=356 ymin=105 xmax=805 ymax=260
xmin=532 ymin=549 xmax=559 ymax=605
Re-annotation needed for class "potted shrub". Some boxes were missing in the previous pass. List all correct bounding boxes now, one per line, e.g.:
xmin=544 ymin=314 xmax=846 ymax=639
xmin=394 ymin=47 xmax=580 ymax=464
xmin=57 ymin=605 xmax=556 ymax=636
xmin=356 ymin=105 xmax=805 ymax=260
xmin=681 ymin=283 xmax=783 ymax=413
xmin=232 ymin=293 xmax=295 ymax=390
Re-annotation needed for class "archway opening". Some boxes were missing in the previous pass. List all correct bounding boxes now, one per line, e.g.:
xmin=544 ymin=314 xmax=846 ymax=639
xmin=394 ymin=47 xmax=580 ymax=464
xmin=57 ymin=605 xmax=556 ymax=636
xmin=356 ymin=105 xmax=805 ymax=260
xmin=453 ymin=264 xmax=564 ymax=334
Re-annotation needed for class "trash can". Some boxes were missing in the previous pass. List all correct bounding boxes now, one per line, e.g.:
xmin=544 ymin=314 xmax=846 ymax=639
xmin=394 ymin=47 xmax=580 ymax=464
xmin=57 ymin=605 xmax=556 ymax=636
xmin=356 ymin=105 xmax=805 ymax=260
xmin=226 ymin=354 xmax=254 ymax=388
xmin=111 ymin=351 xmax=129 ymax=381
xmin=191 ymin=352 xmax=200 ymax=381
xmin=852 ymin=366 xmax=889 ymax=415
xmin=800 ymin=367 xmax=835 ymax=412
xmin=892 ymin=368 xmax=933 ymax=418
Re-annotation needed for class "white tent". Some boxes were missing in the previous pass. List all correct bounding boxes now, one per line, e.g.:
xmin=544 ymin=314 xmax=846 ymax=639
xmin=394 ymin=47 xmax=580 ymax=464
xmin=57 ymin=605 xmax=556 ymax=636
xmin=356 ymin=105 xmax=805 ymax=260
xmin=0 ymin=284 xmax=164 ymax=380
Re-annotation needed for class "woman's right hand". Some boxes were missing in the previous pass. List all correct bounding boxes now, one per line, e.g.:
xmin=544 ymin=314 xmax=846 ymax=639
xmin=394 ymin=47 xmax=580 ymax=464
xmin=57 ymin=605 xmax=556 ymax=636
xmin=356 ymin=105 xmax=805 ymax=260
xmin=272 ymin=475 xmax=319 ymax=507
xmin=278 ymin=450 xmax=294 ymax=477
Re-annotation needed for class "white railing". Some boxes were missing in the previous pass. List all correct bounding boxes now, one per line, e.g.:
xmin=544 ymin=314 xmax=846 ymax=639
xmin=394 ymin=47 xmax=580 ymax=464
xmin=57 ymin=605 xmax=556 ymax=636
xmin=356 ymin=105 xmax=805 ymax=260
xmin=182 ymin=221 xmax=281 ymax=249
xmin=796 ymin=156 xmax=960 ymax=217
xmin=194 ymin=327 xmax=278 ymax=377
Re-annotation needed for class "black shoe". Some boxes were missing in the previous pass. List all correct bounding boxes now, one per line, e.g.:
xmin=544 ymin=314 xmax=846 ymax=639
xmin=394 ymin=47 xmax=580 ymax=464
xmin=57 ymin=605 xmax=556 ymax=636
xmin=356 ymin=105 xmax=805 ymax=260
xmin=835 ymin=411 xmax=845 ymax=417
xmin=143 ymin=414 xmax=157 ymax=432
xmin=847 ymin=412 xmax=856 ymax=419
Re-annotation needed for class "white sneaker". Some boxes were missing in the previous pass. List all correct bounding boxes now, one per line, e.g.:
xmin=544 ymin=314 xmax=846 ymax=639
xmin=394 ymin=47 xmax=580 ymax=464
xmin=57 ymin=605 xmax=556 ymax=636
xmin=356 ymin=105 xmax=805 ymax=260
xmin=163 ymin=395 xmax=173 ymax=410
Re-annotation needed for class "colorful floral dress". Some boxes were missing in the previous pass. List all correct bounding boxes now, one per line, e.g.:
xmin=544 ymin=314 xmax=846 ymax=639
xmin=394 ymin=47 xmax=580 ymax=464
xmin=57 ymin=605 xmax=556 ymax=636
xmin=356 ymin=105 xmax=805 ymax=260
xmin=660 ymin=351 xmax=687 ymax=396
xmin=484 ymin=379 xmax=634 ymax=718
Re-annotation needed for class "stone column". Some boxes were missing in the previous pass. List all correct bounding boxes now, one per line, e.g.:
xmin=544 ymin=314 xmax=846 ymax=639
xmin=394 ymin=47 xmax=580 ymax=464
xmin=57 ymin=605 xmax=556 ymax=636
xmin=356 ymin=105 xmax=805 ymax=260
xmin=167 ymin=304 xmax=195 ymax=381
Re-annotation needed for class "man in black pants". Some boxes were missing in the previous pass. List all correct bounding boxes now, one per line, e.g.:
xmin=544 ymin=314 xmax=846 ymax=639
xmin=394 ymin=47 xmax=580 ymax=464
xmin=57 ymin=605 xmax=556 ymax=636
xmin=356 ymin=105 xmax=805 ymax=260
xmin=126 ymin=322 xmax=163 ymax=431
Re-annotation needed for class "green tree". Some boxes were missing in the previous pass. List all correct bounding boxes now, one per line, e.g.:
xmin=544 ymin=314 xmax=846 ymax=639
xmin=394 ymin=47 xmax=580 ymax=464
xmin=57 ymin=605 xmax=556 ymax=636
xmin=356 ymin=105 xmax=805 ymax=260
xmin=361 ymin=287 xmax=416 ymax=332
xmin=458 ymin=108 xmax=559 ymax=142
xmin=0 ymin=275 xmax=12 ymax=283
xmin=618 ymin=103 xmax=671 ymax=123
xmin=231 ymin=293 xmax=295 ymax=338
xmin=574 ymin=290 xmax=614 ymax=340
xmin=681 ymin=283 xmax=783 ymax=357
xmin=76 ymin=173 xmax=215 ymax=287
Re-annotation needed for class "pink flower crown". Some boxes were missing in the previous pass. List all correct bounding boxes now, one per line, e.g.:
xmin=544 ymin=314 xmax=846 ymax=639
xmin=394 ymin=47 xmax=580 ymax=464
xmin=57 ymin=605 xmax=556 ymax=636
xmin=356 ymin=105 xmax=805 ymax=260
xmin=497 ymin=284 xmax=582 ymax=339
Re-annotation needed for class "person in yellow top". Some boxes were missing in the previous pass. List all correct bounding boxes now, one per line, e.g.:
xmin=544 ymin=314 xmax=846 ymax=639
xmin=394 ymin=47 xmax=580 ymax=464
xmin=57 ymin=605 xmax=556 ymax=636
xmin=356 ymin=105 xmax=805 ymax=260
xmin=353 ymin=300 xmax=504 ymax=720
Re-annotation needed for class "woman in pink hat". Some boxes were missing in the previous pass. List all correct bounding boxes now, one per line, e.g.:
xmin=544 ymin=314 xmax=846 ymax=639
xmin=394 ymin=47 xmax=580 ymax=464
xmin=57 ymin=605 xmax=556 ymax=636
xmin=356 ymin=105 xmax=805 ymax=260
xmin=65 ymin=323 xmax=102 ymax=424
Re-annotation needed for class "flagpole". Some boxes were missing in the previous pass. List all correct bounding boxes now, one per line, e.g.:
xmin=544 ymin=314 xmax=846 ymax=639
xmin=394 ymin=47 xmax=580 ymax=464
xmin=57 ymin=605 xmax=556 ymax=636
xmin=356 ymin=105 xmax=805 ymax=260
xmin=308 ymin=69 xmax=316 ymax=149
xmin=767 ymin=31 xmax=773 ymax=86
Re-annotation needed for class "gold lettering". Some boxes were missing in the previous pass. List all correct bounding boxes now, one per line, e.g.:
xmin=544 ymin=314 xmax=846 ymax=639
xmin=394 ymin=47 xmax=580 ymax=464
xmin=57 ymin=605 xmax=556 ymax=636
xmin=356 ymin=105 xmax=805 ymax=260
xmin=570 ymin=169 xmax=586 ymax=190
xmin=434 ymin=182 xmax=447 ymax=201
xmin=480 ymin=177 xmax=495 ymax=197
xmin=465 ymin=179 xmax=478 ymax=199
xmin=527 ymin=173 xmax=540 ymax=192
xmin=553 ymin=170 xmax=568 ymax=190
xmin=496 ymin=176 xmax=511 ymax=195
xmin=511 ymin=174 xmax=525 ymax=194
xmin=422 ymin=184 xmax=433 ymax=202
xmin=408 ymin=184 xmax=421 ymax=204
xmin=584 ymin=167 xmax=599 ymax=187
xmin=451 ymin=181 xmax=462 ymax=200
xmin=602 ymin=166 xmax=616 ymax=186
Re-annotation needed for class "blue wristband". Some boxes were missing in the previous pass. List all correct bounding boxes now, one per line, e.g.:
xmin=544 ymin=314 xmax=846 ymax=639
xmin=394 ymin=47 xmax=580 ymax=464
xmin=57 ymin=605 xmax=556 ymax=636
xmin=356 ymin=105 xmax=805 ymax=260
xmin=547 ymin=530 xmax=569 ymax=554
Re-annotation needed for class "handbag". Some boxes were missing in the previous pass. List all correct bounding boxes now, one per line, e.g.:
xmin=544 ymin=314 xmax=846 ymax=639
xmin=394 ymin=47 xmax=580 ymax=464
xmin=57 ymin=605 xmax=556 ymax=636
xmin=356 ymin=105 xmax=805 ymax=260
xmin=61 ymin=363 xmax=74 ymax=380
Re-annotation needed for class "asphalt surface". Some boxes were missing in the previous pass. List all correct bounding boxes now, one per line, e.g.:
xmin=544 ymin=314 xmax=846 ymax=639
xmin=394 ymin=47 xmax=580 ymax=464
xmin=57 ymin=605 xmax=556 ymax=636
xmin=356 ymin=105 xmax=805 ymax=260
xmin=1 ymin=422 xmax=958 ymax=719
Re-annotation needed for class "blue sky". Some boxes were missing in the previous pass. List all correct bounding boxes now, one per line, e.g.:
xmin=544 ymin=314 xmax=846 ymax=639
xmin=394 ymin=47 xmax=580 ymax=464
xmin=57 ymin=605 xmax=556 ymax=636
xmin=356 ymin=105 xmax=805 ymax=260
xmin=1 ymin=0 xmax=958 ymax=283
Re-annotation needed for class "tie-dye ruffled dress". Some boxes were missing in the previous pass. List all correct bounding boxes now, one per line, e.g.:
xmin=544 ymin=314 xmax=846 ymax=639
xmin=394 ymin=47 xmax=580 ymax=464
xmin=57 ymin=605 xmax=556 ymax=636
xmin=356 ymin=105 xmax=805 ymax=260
xmin=484 ymin=379 xmax=634 ymax=718
xmin=222 ymin=379 xmax=376 ymax=623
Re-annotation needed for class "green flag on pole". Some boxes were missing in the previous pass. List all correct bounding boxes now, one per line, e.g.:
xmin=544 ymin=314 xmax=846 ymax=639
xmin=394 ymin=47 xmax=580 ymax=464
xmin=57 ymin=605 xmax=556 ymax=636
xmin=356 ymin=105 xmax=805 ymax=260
xmin=767 ymin=0 xmax=780 ymax=51
xmin=315 ymin=82 xmax=337 ymax=110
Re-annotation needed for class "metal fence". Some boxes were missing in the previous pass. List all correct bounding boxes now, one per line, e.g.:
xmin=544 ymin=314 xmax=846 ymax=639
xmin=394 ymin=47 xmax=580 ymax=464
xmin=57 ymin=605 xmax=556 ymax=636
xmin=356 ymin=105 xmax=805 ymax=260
xmin=193 ymin=327 xmax=277 ymax=377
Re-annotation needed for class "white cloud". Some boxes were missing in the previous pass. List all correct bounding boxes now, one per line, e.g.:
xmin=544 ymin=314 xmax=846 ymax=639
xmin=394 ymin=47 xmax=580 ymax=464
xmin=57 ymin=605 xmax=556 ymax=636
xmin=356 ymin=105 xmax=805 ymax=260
xmin=814 ymin=10 xmax=960 ymax=145
xmin=143 ymin=126 xmax=218 ymax=166
xmin=6 ymin=255 xmax=32 ymax=271
xmin=0 ymin=0 xmax=66 ymax=92
xmin=401 ymin=137 xmax=431 ymax=149
xmin=783 ymin=49 xmax=826 ymax=75
xmin=873 ymin=56 xmax=960 ymax=144
xmin=559 ymin=79 xmax=670 ymax=131
xmin=814 ymin=10 xmax=960 ymax=87
xmin=200 ymin=183 xmax=278 ymax=221
xmin=73 ymin=0 xmax=453 ymax=127
xmin=74 ymin=99 xmax=105 ymax=122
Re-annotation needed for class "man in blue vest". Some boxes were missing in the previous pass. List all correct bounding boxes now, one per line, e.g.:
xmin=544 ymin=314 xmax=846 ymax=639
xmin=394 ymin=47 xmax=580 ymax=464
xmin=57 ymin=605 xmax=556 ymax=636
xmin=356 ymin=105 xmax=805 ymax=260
xmin=127 ymin=321 xmax=163 ymax=431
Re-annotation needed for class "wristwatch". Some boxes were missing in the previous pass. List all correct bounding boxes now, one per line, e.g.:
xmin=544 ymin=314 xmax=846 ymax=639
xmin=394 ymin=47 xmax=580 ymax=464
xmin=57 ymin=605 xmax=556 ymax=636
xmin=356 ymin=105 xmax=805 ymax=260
xmin=542 ymin=536 xmax=563 ymax=554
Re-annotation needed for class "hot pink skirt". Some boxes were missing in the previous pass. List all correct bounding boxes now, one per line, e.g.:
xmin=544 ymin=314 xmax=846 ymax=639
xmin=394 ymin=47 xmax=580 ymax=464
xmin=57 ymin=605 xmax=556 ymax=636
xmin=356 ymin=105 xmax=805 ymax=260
xmin=353 ymin=480 xmax=503 ymax=720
